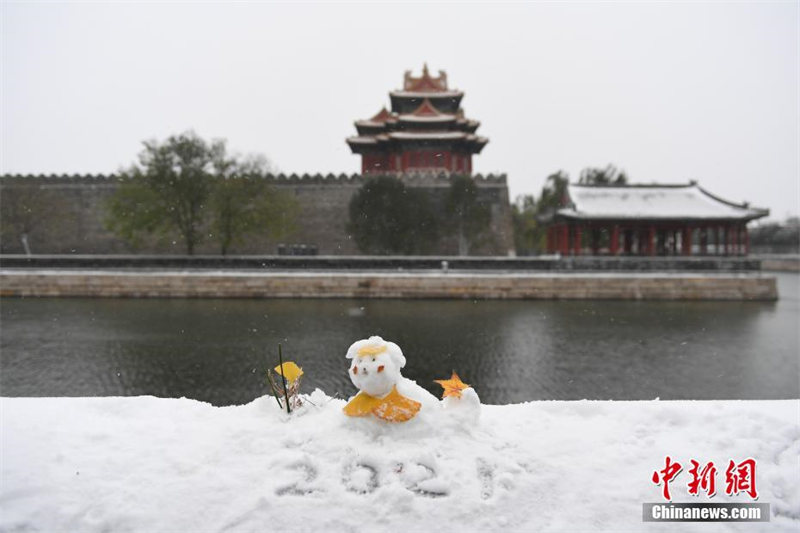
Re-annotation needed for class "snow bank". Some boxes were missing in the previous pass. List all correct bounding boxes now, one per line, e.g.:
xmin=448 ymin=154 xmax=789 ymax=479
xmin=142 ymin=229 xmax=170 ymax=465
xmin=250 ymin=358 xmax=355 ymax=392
xmin=1 ymin=394 xmax=797 ymax=532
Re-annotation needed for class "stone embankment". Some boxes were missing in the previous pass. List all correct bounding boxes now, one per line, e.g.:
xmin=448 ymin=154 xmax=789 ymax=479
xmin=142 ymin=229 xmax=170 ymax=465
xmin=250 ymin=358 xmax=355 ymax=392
xmin=758 ymin=254 xmax=800 ymax=272
xmin=0 ymin=270 xmax=777 ymax=300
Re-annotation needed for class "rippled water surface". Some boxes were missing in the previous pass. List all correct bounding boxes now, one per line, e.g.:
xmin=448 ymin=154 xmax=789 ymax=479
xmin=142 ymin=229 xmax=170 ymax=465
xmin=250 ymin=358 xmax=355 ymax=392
xmin=1 ymin=274 xmax=797 ymax=405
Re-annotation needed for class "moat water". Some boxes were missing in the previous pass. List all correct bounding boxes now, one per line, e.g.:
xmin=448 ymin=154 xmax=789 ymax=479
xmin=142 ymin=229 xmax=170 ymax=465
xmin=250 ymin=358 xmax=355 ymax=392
xmin=1 ymin=273 xmax=797 ymax=405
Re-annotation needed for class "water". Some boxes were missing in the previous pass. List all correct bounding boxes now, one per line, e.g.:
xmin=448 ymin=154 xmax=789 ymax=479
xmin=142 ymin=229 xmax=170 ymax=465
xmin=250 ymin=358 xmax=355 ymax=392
xmin=1 ymin=274 xmax=797 ymax=406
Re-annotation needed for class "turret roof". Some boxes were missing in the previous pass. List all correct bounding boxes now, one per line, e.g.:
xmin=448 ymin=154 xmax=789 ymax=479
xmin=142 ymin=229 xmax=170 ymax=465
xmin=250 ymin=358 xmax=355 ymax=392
xmin=557 ymin=183 xmax=769 ymax=221
xmin=347 ymin=65 xmax=487 ymax=156
xmin=403 ymin=63 xmax=448 ymax=92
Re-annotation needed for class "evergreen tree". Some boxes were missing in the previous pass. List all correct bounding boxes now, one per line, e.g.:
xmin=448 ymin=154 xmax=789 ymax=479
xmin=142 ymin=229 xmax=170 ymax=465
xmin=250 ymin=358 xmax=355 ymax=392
xmin=347 ymin=176 xmax=439 ymax=255
xmin=578 ymin=164 xmax=628 ymax=186
xmin=445 ymin=175 xmax=491 ymax=255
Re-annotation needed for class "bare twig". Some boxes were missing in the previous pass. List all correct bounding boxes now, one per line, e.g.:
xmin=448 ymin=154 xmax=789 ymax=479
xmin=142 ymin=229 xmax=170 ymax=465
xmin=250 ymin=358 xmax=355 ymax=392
xmin=278 ymin=344 xmax=291 ymax=414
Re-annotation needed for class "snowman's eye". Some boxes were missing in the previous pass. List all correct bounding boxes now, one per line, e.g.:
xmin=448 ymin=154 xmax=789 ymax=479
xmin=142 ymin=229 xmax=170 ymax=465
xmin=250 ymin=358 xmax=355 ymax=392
xmin=372 ymin=357 xmax=376 ymax=362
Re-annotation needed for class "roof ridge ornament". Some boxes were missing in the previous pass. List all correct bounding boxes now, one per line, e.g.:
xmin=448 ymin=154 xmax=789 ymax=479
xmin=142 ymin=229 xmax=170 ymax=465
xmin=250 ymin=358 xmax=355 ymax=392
xmin=403 ymin=63 xmax=448 ymax=92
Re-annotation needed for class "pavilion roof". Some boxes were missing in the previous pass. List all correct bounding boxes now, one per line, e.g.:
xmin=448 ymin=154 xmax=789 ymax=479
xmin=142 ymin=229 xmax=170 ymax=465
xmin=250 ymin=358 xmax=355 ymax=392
xmin=349 ymin=65 xmax=485 ymax=153
xmin=403 ymin=63 xmax=448 ymax=92
xmin=370 ymin=107 xmax=393 ymax=122
xmin=557 ymin=183 xmax=769 ymax=221
xmin=354 ymin=107 xmax=396 ymax=128
xmin=396 ymin=98 xmax=457 ymax=123
xmin=389 ymin=90 xmax=464 ymax=99
xmin=387 ymin=131 xmax=487 ymax=143
xmin=346 ymin=131 xmax=489 ymax=153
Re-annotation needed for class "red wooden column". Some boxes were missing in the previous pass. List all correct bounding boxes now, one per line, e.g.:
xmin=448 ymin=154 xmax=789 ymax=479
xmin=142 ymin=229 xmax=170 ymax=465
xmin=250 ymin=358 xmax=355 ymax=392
xmin=573 ymin=225 xmax=582 ymax=256
xmin=682 ymin=226 xmax=692 ymax=256
xmin=714 ymin=227 xmax=720 ymax=255
xmin=560 ymin=224 xmax=570 ymax=255
xmin=610 ymin=225 xmax=620 ymax=255
xmin=647 ymin=226 xmax=656 ymax=256
xmin=732 ymin=225 xmax=739 ymax=255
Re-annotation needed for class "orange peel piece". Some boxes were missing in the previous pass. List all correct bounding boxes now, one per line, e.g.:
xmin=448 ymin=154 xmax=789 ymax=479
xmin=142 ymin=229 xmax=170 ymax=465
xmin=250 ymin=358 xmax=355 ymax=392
xmin=343 ymin=386 xmax=421 ymax=422
xmin=343 ymin=391 xmax=383 ymax=417
xmin=356 ymin=344 xmax=387 ymax=357
xmin=372 ymin=387 xmax=421 ymax=422
xmin=273 ymin=361 xmax=303 ymax=384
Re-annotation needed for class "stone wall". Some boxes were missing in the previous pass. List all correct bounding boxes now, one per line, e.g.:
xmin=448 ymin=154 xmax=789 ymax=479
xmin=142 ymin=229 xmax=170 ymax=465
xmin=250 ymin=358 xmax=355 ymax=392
xmin=0 ymin=173 xmax=513 ymax=256
xmin=0 ymin=271 xmax=778 ymax=300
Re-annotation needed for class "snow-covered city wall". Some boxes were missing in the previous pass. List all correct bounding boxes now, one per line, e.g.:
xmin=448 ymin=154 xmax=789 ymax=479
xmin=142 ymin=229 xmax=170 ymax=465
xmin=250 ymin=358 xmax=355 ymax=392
xmin=2 ymin=395 xmax=797 ymax=532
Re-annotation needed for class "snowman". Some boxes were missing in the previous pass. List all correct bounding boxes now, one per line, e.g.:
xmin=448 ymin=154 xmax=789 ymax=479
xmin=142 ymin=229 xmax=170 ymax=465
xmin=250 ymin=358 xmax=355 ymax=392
xmin=343 ymin=335 xmax=439 ymax=422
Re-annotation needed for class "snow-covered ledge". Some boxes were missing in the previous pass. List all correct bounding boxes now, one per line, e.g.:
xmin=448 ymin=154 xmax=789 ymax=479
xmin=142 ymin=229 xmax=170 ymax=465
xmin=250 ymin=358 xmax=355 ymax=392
xmin=2 ymin=395 xmax=797 ymax=532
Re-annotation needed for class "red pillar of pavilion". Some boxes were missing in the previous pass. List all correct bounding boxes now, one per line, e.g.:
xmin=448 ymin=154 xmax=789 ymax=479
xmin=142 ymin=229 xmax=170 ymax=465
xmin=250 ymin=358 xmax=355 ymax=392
xmin=647 ymin=226 xmax=656 ymax=256
xmin=610 ymin=225 xmax=620 ymax=255
xmin=560 ymin=224 xmax=569 ymax=255
xmin=573 ymin=226 xmax=582 ymax=256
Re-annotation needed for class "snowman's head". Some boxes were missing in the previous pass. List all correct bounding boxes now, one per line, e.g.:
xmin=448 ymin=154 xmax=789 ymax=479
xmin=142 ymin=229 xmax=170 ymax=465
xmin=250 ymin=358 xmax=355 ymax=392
xmin=346 ymin=335 xmax=405 ymax=398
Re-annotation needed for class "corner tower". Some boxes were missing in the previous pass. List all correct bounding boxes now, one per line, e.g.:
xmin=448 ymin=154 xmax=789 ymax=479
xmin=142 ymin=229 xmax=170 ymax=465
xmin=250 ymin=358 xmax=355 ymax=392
xmin=347 ymin=64 xmax=489 ymax=174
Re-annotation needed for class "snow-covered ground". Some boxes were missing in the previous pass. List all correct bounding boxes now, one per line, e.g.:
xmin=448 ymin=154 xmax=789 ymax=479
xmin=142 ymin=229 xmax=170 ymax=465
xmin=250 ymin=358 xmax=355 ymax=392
xmin=1 ymin=394 xmax=797 ymax=532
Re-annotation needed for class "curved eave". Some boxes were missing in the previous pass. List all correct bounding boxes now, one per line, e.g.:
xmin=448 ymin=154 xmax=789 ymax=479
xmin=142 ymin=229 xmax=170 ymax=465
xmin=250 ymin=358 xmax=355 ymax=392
xmin=389 ymin=92 xmax=464 ymax=110
xmin=397 ymin=115 xmax=456 ymax=123
xmin=473 ymin=137 xmax=489 ymax=153
xmin=560 ymin=183 xmax=769 ymax=223
xmin=389 ymin=90 xmax=464 ymax=99
xmin=554 ymin=210 xmax=769 ymax=222
xmin=388 ymin=132 xmax=466 ymax=141
xmin=456 ymin=118 xmax=480 ymax=132
xmin=348 ymin=133 xmax=489 ymax=154
xmin=354 ymin=123 xmax=387 ymax=136
xmin=346 ymin=136 xmax=378 ymax=144
xmin=354 ymin=120 xmax=385 ymax=128
xmin=346 ymin=137 xmax=378 ymax=153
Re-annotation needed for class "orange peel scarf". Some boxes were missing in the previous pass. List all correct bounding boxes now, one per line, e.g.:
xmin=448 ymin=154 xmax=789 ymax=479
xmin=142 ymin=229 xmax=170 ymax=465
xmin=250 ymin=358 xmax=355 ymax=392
xmin=343 ymin=386 xmax=421 ymax=422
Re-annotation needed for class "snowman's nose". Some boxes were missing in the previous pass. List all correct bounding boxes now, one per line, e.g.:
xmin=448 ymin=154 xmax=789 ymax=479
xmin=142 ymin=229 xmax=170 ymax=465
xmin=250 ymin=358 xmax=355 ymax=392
xmin=378 ymin=365 xmax=385 ymax=373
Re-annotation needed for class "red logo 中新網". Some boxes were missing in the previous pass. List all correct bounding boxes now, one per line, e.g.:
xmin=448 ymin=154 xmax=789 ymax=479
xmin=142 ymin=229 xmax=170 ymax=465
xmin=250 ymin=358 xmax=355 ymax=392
xmin=652 ymin=457 xmax=758 ymax=501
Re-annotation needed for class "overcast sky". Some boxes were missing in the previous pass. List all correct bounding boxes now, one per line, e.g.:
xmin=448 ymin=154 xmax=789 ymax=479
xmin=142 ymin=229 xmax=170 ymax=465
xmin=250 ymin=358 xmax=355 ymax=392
xmin=3 ymin=1 xmax=798 ymax=221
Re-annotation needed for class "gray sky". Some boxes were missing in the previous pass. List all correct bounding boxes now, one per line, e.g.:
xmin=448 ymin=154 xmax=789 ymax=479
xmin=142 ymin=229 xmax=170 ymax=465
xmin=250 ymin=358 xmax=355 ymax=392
xmin=3 ymin=1 xmax=798 ymax=221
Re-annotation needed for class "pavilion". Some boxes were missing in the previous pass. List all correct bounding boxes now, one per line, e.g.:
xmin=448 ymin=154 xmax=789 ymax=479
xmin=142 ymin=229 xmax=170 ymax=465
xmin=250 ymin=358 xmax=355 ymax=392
xmin=546 ymin=182 xmax=769 ymax=256
xmin=346 ymin=64 xmax=488 ymax=174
